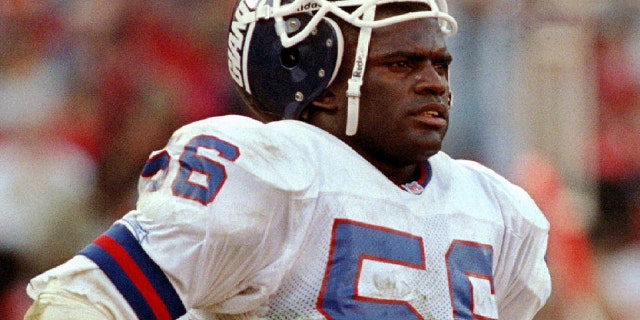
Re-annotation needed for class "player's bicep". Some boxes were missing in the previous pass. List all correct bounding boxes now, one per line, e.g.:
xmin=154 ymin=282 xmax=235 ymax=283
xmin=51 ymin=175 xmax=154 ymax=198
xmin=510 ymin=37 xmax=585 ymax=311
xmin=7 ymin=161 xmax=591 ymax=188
xmin=495 ymin=226 xmax=551 ymax=319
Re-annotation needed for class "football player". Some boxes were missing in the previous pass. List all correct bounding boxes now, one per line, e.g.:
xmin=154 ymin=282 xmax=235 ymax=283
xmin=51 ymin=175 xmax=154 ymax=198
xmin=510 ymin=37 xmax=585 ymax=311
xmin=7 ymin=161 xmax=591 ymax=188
xmin=25 ymin=0 xmax=551 ymax=319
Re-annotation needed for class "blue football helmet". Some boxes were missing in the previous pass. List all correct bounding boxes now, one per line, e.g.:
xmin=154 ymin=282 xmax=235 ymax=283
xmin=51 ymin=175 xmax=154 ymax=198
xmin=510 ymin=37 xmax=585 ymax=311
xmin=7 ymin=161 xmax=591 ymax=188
xmin=227 ymin=0 xmax=457 ymax=135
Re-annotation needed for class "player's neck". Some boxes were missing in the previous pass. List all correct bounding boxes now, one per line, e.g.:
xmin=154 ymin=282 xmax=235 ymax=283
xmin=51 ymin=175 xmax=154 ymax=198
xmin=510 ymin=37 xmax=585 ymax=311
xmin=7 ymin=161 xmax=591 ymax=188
xmin=371 ymin=160 xmax=421 ymax=186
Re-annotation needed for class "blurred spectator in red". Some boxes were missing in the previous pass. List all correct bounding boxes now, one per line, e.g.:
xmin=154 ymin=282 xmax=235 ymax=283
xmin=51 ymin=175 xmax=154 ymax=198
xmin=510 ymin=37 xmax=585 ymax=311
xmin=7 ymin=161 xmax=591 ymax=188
xmin=512 ymin=152 xmax=608 ymax=320
xmin=0 ymin=2 xmax=101 ymax=319
xmin=59 ymin=0 xmax=244 ymax=222
xmin=0 ymin=250 xmax=31 ymax=320
xmin=584 ymin=4 xmax=640 ymax=319
xmin=589 ymin=4 xmax=640 ymax=251
xmin=0 ymin=1 xmax=245 ymax=318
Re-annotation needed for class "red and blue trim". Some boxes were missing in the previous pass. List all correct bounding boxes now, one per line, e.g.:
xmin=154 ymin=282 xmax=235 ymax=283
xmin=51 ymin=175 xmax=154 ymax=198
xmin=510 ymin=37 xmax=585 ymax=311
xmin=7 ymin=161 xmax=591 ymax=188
xmin=79 ymin=224 xmax=186 ymax=320
xmin=417 ymin=160 xmax=432 ymax=189
xmin=400 ymin=161 xmax=432 ymax=194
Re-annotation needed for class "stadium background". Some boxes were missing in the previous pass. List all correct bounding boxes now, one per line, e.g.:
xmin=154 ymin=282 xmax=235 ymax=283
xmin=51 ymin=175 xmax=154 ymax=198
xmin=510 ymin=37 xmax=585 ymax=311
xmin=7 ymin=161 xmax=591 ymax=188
xmin=0 ymin=0 xmax=639 ymax=319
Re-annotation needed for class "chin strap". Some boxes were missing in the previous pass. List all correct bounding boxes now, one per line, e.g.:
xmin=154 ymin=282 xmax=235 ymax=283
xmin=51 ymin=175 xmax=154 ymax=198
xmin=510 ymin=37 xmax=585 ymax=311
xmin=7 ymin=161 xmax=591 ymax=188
xmin=345 ymin=5 xmax=376 ymax=136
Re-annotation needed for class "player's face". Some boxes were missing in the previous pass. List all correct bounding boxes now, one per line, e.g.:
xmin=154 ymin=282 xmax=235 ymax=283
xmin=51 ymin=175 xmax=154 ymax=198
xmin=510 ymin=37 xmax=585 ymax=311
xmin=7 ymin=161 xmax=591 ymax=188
xmin=340 ymin=18 xmax=452 ymax=171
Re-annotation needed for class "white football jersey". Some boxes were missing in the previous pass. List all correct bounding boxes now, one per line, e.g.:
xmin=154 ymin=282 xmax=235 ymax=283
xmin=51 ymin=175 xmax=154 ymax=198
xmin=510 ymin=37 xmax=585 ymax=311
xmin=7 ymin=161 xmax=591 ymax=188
xmin=28 ymin=115 xmax=551 ymax=320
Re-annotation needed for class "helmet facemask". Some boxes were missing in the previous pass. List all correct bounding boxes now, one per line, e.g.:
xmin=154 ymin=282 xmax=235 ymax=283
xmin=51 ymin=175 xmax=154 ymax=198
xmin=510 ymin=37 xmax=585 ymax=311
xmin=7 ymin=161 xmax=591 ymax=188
xmin=228 ymin=0 xmax=457 ymax=134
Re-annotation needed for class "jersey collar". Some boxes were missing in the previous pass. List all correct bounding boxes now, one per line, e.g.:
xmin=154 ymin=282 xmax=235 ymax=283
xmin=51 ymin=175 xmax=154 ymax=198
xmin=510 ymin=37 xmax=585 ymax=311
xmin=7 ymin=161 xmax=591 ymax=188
xmin=400 ymin=161 xmax=432 ymax=195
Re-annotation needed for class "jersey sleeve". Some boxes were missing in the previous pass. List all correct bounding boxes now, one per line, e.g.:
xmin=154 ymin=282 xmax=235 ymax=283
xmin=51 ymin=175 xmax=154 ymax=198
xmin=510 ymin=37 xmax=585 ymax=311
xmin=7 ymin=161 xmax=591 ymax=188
xmin=495 ymin=188 xmax=551 ymax=318
xmin=458 ymin=159 xmax=551 ymax=320
xmin=126 ymin=116 xmax=318 ymax=317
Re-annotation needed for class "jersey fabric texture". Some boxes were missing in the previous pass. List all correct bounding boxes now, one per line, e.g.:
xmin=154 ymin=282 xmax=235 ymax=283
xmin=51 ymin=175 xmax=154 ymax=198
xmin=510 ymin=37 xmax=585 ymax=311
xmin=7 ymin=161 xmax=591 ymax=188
xmin=27 ymin=115 xmax=551 ymax=320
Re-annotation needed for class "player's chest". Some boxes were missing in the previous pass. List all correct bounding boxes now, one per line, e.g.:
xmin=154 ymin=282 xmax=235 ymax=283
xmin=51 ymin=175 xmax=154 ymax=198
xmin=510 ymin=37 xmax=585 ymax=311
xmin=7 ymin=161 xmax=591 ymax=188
xmin=266 ymin=194 xmax=504 ymax=319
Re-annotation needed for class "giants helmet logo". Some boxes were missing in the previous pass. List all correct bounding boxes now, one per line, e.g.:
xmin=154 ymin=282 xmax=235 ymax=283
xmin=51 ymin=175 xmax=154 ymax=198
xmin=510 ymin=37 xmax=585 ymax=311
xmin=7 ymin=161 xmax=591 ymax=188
xmin=228 ymin=0 xmax=254 ymax=89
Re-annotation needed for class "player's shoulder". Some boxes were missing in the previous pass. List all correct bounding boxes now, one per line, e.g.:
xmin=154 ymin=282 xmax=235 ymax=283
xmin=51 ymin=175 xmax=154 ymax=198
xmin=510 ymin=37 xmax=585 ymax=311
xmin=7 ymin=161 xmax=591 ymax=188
xmin=172 ymin=115 xmax=330 ymax=150
xmin=431 ymin=152 xmax=549 ymax=230
xmin=171 ymin=115 xmax=270 ymax=140
xmin=430 ymin=152 xmax=510 ymax=186
xmin=163 ymin=115 xmax=337 ymax=192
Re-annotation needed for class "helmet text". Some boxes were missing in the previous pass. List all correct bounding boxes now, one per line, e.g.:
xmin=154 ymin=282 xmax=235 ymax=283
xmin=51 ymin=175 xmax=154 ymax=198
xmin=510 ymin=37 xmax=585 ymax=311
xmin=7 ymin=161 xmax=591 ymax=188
xmin=228 ymin=0 xmax=252 ymax=88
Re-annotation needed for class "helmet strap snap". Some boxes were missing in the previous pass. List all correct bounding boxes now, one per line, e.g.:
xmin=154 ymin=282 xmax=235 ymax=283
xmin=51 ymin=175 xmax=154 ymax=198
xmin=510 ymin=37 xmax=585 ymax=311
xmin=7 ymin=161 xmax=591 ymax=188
xmin=345 ymin=5 xmax=376 ymax=136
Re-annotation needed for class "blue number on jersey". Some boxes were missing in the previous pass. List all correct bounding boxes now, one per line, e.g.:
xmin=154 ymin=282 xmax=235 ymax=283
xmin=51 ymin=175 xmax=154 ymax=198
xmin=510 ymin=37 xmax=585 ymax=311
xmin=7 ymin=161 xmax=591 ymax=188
xmin=318 ymin=219 xmax=495 ymax=319
xmin=173 ymin=135 xmax=239 ymax=205
xmin=140 ymin=135 xmax=239 ymax=205
xmin=446 ymin=240 xmax=495 ymax=319
xmin=318 ymin=219 xmax=426 ymax=319
xmin=141 ymin=135 xmax=497 ymax=318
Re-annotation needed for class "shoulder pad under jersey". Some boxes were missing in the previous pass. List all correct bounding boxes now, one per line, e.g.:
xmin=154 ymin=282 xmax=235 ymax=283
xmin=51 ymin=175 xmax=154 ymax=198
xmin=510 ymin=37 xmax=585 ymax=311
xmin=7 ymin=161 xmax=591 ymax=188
xmin=431 ymin=152 xmax=549 ymax=231
xmin=141 ymin=115 xmax=318 ymax=196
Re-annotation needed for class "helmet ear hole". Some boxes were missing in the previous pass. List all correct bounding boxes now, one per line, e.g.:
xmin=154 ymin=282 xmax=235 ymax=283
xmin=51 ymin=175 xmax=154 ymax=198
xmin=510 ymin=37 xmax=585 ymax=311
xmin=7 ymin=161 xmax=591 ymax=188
xmin=231 ymin=8 xmax=343 ymax=120
xmin=280 ymin=47 xmax=300 ymax=69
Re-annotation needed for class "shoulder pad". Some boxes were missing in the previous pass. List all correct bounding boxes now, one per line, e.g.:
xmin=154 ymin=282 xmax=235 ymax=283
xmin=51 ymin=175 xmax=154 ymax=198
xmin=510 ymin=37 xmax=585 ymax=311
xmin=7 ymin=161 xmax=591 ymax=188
xmin=141 ymin=115 xmax=317 ymax=196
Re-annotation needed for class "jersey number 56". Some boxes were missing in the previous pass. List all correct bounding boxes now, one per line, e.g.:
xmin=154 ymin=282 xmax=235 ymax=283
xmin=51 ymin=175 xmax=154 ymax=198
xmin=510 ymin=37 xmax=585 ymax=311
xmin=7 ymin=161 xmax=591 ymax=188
xmin=317 ymin=219 xmax=497 ymax=320
xmin=141 ymin=135 xmax=497 ymax=319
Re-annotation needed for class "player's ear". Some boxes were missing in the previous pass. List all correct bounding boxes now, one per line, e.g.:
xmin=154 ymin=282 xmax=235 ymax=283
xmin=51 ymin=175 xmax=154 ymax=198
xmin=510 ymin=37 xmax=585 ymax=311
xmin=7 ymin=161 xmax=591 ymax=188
xmin=300 ymin=88 xmax=338 ymax=122
xmin=310 ymin=88 xmax=338 ymax=112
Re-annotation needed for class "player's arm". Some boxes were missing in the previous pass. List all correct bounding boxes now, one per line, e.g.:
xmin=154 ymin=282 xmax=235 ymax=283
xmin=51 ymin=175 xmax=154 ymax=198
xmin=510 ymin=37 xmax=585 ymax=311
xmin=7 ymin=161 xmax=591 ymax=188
xmin=494 ymin=192 xmax=552 ymax=320
xmin=126 ymin=117 xmax=316 ymax=317
xmin=26 ymin=116 xmax=315 ymax=319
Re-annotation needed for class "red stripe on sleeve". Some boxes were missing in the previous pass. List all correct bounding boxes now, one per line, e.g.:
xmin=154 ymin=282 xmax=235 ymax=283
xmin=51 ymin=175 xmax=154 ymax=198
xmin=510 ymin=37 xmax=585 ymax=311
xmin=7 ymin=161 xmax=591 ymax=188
xmin=94 ymin=235 xmax=173 ymax=320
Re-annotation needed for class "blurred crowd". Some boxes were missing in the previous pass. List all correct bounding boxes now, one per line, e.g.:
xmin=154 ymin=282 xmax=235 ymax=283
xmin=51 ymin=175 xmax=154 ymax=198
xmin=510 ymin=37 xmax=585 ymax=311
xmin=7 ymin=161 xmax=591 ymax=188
xmin=0 ymin=0 xmax=639 ymax=319
xmin=0 ymin=1 xmax=245 ymax=317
